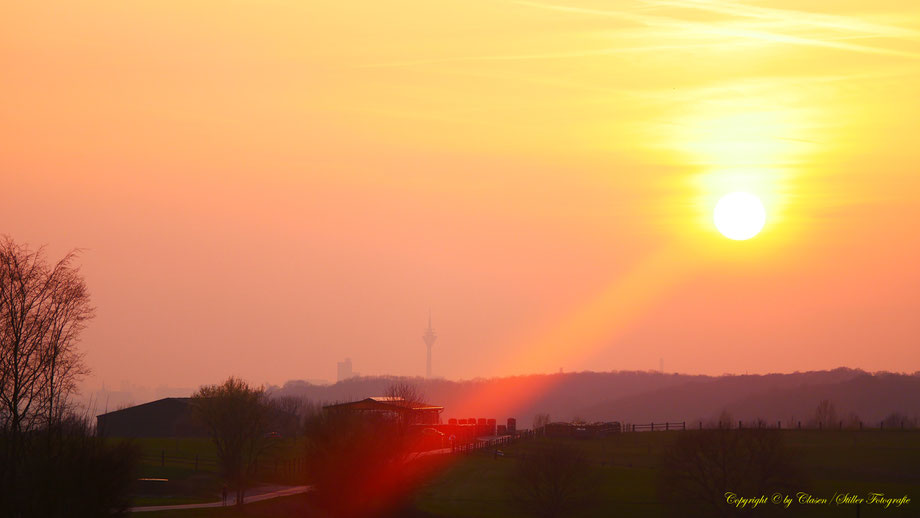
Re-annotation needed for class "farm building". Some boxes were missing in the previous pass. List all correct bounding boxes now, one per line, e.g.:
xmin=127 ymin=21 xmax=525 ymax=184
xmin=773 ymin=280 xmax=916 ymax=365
xmin=96 ymin=397 xmax=205 ymax=438
xmin=323 ymin=396 xmax=443 ymax=425
xmin=97 ymin=396 xmax=299 ymax=438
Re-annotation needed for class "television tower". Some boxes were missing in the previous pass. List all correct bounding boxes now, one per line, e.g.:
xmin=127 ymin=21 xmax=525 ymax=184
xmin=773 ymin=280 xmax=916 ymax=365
xmin=422 ymin=311 xmax=437 ymax=378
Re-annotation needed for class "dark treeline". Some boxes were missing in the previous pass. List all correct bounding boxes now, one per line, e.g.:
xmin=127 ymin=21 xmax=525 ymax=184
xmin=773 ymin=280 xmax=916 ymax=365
xmin=0 ymin=416 xmax=138 ymax=517
xmin=271 ymin=367 xmax=920 ymax=429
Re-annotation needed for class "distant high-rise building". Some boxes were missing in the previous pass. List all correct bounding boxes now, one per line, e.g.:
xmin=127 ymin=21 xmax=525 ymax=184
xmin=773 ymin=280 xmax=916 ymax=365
xmin=337 ymin=358 xmax=353 ymax=382
xmin=422 ymin=312 xmax=437 ymax=378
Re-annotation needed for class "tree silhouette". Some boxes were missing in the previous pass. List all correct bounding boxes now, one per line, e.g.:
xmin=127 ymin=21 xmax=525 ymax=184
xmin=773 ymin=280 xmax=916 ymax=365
xmin=511 ymin=439 xmax=599 ymax=518
xmin=813 ymin=399 xmax=837 ymax=429
xmin=0 ymin=237 xmax=134 ymax=517
xmin=659 ymin=428 xmax=801 ymax=517
xmin=192 ymin=377 xmax=270 ymax=506
xmin=0 ymin=237 xmax=93 ymax=435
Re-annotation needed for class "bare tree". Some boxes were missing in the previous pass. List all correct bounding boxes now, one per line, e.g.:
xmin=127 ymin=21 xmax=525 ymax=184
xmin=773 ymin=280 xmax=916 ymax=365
xmin=266 ymin=394 xmax=315 ymax=437
xmin=659 ymin=428 xmax=801 ymax=517
xmin=384 ymin=381 xmax=430 ymax=429
xmin=192 ymin=377 xmax=270 ymax=506
xmin=511 ymin=440 xmax=599 ymax=518
xmin=384 ymin=381 xmax=426 ymax=407
xmin=813 ymin=399 xmax=837 ymax=429
xmin=270 ymin=394 xmax=304 ymax=417
xmin=0 ymin=237 xmax=136 ymax=517
xmin=843 ymin=412 xmax=862 ymax=429
xmin=533 ymin=413 xmax=551 ymax=435
xmin=882 ymin=411 xmax=912 ymax=429
xmin=0 ymin=237 xmax=93 ymax=434
xmin=716 ymin=409 xmax=734 ymax=428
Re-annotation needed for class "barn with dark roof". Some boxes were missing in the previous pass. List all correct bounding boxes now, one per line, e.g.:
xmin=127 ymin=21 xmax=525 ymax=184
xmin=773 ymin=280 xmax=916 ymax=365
xmin=96 ymin=397 xmax=206 ymax=437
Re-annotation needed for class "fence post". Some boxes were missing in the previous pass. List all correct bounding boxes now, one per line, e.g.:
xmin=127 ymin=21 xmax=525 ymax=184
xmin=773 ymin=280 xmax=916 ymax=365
xmin=682 ymin=421 xmax=686 ymax=431
xmin=777 ymin=421 xmax=781 ymax=429
xmin=739 ymin=420 xmax=743 ymax=430
xmin=699 ymin=421 xmax=702 ymax=430
xmin=797 ymin=421 xmax=801 ymax=430
xmin=666 ymin=422 xmax=669 ymax=431
xmin=650 ymin=423 xmax=654 ymax=431
xmin=859 ymin=421 xmax=863 ymax=430
xmin=880 ymin=421 xmax=884 ymax=430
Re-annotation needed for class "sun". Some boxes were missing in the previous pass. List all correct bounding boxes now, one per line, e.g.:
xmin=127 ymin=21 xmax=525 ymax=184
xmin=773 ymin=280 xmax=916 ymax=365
xmin=713 ymin=192 xmax=766 ymax=240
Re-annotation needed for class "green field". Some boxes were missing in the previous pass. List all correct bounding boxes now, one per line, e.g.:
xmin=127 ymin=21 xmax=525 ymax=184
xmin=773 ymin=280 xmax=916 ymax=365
xmin=138 ymin=431 xmax=919 ymax=517
xmin=412 ymin=431 xmax=920 ymax=518
xmin=121 ymin=436 xmax=304 ymax=507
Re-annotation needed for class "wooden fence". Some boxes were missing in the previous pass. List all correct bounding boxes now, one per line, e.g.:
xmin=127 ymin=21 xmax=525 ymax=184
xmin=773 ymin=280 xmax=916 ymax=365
xmin=626 ymin=422 xmax=686 ymax=432
xmin=140 ymin=450 xmax=304 ymax=482
xmin=623 ymin=420 xmax=918 ymax=432
xmin=451 ymin=429 xmax=535 ymax=454
xmin=140 ymin=451 xmax=218 ymax=471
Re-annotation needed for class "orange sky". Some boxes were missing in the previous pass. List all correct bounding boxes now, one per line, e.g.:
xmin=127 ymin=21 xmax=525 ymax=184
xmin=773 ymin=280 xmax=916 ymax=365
xmin=2 ymin=0 xmax=919 ymax=392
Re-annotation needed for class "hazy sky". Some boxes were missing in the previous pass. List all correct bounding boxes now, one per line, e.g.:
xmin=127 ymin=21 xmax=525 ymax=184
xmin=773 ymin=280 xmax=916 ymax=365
xmin=3 ymin=0 xmax=919 ymax=392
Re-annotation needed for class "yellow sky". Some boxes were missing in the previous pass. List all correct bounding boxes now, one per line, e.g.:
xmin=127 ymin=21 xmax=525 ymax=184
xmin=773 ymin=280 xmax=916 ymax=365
xmin=2 ymin=0 xmax=919 ymax=389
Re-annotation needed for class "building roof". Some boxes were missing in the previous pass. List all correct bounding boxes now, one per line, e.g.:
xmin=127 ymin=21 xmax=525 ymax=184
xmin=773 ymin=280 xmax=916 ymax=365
xmin=323 ymin=397 xmax=443 ymax=412
xmin=96 ymin=397 xmax=191 ymax=418
xmin=95 ymin=397 xmax=204 ymax=438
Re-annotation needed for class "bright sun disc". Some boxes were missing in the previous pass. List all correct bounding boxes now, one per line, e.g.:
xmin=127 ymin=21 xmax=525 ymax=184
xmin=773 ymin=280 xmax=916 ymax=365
xmin=713 ymin=192 xmax=766 ymax=240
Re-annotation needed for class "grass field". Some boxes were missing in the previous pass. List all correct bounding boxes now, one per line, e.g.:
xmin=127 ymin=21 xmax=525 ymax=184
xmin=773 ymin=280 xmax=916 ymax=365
xmin=412 ymin=430 xmax=920 ymax=518
xmin=141 ymin=430 xmax=919 ymax=517
xmin=120 ymin=436 xmax=304 ymax=507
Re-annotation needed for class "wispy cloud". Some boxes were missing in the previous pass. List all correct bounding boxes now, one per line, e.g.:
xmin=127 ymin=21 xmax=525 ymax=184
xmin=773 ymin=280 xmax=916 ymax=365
xmin=361 ymin=0 xmax=919 ymax=69
xmin=514 ymin=0 xmax=920 ymax=59
xmin=643 ymin=0 xmax=920 ymax=39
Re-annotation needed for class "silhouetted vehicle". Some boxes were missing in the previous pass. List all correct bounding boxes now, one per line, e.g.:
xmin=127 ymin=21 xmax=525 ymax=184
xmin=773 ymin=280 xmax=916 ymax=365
xmin=418 ymin=427 xmax=446 ymax=450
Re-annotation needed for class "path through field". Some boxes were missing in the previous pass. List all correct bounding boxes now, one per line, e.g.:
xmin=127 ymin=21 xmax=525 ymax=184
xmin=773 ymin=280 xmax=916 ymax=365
xmin=130 ymin=485 xmax=311 ymax=513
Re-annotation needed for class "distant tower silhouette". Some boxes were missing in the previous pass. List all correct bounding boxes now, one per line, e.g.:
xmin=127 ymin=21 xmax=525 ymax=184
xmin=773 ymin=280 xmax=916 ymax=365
xmin=337 ymin=358 xmax=353 ymax=382
xmin=422 ymin=312 xmax=437 ymax=378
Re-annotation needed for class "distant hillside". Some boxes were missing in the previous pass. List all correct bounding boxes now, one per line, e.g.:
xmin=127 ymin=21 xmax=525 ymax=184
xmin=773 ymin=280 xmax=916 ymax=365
xmin=720 ymin=372 xmax=920 ymax=425
xmin=270 ymin=368 xmax=920 ymax=428
xmin=269 ymin=370 xmax=704 ymax=426
xmin=576 ymin=367 xmax=884 ymax=423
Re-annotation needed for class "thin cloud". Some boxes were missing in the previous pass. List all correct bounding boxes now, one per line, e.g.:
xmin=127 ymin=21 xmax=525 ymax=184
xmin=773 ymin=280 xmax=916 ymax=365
xmin=644 ymin=0 xmax=920 ymax=39
xmin=514 ymin=0 xmax=920 ymax=59
xmin=363 ymin=1 xmax=919 ymax=69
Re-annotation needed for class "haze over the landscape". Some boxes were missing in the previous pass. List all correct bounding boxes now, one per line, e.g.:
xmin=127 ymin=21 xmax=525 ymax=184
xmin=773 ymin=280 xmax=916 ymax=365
xmin=3 ymin=0 xmax=920 ymax=395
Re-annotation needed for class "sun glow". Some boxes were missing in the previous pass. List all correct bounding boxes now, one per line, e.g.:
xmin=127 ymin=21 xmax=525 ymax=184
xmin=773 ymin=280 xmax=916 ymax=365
xmin=713 ymin=192 xmax=767 ymax=240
